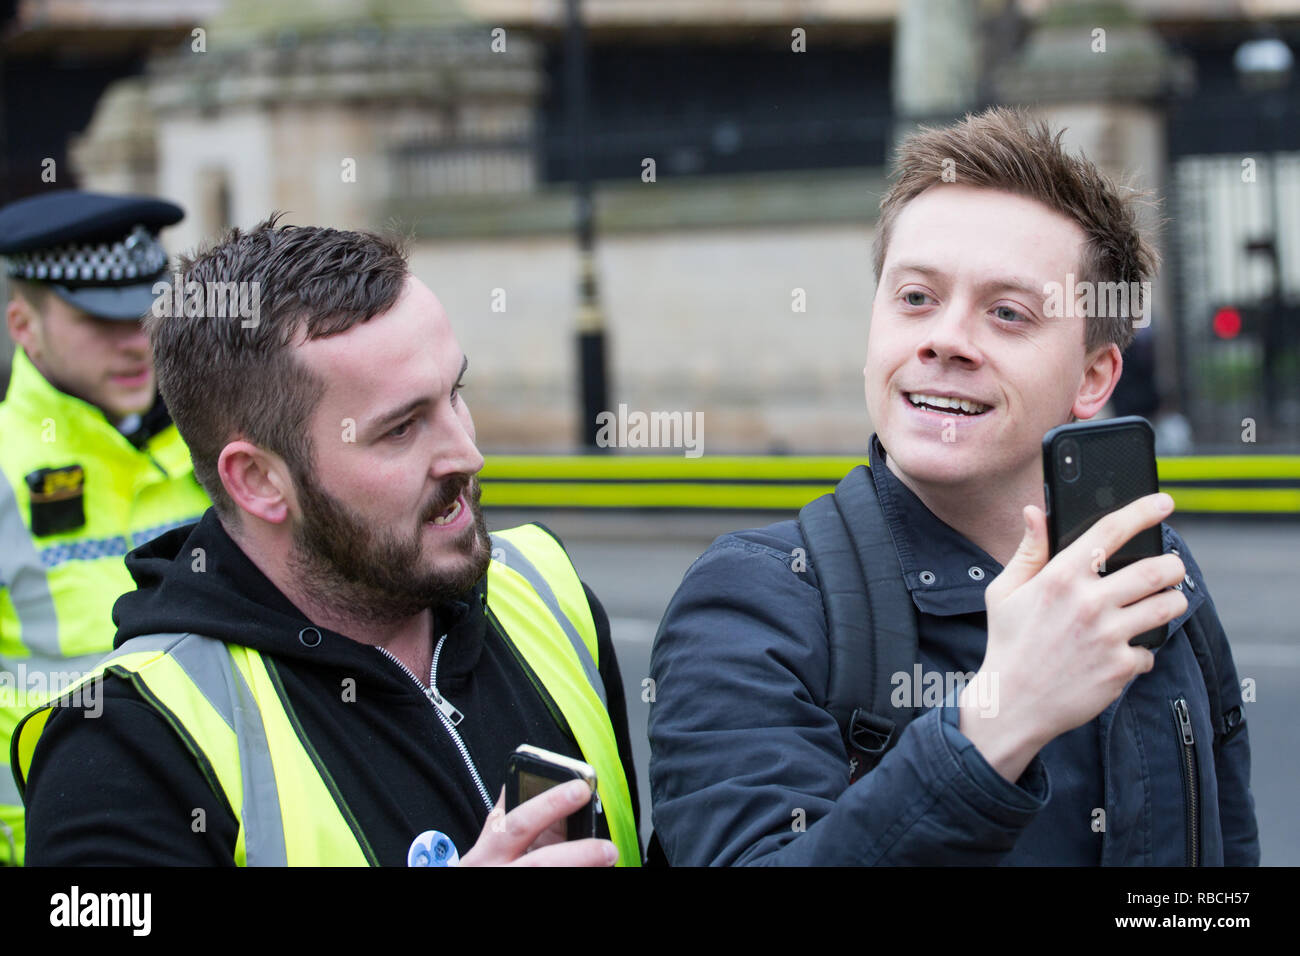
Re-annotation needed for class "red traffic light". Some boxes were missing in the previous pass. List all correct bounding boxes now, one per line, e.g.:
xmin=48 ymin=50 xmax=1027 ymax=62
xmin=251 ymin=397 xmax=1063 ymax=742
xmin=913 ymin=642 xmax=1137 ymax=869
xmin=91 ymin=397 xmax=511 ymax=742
xmin=1212 ymin=306 xmax=1242 ymax=339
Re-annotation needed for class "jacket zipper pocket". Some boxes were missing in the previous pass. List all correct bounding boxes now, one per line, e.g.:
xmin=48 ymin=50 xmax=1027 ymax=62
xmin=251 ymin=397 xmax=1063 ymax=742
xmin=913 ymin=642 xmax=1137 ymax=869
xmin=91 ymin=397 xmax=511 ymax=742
xmin=1171 ymin=697 xmax=1200 ymax=867
xmin=377 ymin=637 xmax=495 ymax=813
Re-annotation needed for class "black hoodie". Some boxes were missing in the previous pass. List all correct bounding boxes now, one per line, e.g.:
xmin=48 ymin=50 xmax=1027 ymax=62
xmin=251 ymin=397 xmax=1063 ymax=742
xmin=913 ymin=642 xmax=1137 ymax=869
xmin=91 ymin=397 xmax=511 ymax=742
xmin=22 ymin=509 xmax=640 ymax=865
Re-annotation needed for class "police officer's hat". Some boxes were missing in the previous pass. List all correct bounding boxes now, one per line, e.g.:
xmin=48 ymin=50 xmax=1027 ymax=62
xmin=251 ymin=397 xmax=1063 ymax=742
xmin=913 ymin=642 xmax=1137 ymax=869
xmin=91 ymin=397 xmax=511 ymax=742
xmin=0 ymin=190 xmax=184 ymax=321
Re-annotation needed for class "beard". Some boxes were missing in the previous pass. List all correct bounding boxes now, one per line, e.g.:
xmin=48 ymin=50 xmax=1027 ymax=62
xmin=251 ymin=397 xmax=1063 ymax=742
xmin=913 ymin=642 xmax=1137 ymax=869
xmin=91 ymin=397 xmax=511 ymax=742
xmin=286 ymin=470 xmax=492 ymax=625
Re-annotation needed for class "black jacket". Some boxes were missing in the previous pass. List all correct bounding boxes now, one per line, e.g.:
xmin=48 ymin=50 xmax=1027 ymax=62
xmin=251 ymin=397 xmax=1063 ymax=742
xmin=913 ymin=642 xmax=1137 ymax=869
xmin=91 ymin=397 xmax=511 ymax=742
xmin=649 ymin=439 xmax=1257 ymax=866
xmin=23 ymin=509 xmax=639 ymax=865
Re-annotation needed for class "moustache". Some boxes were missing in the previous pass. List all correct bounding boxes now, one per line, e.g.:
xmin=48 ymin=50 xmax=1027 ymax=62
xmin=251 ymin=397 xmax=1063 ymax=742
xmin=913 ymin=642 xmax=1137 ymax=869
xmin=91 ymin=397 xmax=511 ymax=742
xmin=420 ymin=476 xmax=476 ymax=524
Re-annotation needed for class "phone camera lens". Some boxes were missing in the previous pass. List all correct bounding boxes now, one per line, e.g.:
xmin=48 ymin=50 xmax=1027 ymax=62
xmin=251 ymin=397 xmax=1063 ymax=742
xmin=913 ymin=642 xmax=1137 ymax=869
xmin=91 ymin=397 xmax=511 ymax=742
xmin=1060 ymin=439 xmax=1081 ymax=483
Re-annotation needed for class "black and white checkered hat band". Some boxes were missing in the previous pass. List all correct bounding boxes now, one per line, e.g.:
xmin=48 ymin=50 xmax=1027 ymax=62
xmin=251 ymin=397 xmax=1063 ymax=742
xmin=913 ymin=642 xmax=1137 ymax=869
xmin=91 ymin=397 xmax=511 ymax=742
xmin=4 ymin=224 xmax=168 ymax=287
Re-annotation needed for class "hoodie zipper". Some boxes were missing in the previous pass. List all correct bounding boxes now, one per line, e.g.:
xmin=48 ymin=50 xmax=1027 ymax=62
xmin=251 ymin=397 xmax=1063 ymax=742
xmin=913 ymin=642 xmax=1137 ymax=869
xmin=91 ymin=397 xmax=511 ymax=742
xmin=376 ymin=635 xmax=495 ymax=813
xmin=1171 ymin=697 xmax=1200 ymax=867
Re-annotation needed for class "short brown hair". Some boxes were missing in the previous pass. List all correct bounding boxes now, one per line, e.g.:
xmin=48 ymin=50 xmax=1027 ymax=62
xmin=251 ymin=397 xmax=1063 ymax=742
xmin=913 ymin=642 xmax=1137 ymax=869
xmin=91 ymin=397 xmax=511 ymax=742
xmin=872 ymin=106 xmax=1159 ymax=353
xmin=147 ymin=215 xmax=408 ymax=518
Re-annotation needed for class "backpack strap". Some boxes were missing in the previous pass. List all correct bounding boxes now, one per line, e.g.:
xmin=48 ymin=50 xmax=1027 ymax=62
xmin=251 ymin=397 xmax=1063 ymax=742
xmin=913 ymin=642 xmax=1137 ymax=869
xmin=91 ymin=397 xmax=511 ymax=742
xmin=797 ymin=472 xmax=1242 ymax=784
xmin=798 ymin=464 xmax=919 ymax=782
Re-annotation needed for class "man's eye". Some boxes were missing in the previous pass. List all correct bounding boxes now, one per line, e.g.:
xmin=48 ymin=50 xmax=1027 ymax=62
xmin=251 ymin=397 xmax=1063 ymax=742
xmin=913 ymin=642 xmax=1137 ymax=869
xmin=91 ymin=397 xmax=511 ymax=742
xmin=388 ymin=418 xmax=415 ymax=439
xmin=902 ymin=291 xmax=931 ymax=307
xmin=451 ymin=378 xmax=467 ymax=405
xmin=994 ymin=305 xmax=1026 ymax=322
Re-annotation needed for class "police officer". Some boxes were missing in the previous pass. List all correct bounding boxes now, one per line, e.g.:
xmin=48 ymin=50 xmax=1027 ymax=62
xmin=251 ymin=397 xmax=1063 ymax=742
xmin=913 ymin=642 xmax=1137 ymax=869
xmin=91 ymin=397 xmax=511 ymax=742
xmin=0 ymin=191 xmax=210 ymax=864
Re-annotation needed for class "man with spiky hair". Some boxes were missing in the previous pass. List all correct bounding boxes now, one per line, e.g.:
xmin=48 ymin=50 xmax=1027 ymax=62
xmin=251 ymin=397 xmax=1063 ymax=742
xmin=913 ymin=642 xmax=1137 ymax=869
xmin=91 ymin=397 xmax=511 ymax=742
xmin=648 ymin=108 xmax=1258 ymax=866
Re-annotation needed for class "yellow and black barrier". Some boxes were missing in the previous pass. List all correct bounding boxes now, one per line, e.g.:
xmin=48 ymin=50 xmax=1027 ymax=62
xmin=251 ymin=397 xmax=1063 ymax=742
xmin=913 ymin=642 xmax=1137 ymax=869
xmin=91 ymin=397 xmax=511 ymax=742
xmin=480 ymin=455 xmax=1300 ymax=515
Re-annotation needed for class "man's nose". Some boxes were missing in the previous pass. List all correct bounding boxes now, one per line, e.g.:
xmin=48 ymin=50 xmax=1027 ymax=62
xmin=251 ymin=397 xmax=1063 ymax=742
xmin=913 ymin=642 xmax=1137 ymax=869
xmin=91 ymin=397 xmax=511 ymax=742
xmin=433 ymin=413 xmax=484 ymax=480
xmin=917 ymin=300 xmax=983 ymax=367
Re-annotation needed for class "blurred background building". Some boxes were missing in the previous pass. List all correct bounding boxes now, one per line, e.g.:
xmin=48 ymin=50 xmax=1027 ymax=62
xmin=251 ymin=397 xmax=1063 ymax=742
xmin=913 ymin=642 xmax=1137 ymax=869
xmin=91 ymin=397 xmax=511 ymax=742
xmin=2 ymin=0 xmax=1298 ymax=452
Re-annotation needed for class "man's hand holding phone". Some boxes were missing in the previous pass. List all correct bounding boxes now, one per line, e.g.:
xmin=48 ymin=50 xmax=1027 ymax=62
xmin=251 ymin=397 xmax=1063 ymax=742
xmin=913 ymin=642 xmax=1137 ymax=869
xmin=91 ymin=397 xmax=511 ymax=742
xmin=959 ymin=492 xmax=1188 ymax=785
xmin=459 ymin=780 xmax=619 ymax=867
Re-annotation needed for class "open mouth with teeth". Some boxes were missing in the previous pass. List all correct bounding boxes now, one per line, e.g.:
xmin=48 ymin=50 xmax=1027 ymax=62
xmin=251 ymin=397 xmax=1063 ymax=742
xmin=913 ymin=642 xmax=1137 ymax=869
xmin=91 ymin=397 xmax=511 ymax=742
xmin=425 ymin=495 xmax=467 ymax=528
xmin=905 ymin=392 xmax=991 ymax=416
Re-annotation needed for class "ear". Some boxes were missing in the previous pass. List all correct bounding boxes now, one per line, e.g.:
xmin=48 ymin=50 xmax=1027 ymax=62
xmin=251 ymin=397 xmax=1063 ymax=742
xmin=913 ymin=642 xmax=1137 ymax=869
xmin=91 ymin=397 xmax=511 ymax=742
xmin=7 ymin=296 xmax=41 ymax=356
xmin=1071 ymin=342 xmax=1122 ymax=421
xmin=217 ymin=440 xmax=296 ymax=526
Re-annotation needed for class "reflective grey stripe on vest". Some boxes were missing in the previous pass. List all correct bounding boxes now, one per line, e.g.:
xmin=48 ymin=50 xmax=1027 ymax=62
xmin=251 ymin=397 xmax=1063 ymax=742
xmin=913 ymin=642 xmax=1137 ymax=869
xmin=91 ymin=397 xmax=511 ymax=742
xmin=0 ymin=469 xmax=60 ymax=660
xmin=0 ymin=762 xmax=22 ymax=809
xmin=489 ymin=534 xmax=607 ymax=709
xmin=117 ymin=632 xmax=288 ymax=867
xmin=99 ymin=632 xmax=193 ymax=666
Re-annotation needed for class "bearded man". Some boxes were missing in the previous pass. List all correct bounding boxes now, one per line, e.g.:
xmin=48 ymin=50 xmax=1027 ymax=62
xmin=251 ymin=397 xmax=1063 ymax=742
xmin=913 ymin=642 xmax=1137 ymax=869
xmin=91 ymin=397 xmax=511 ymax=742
xmin=14 ymin=218 xmax=641 ymax=867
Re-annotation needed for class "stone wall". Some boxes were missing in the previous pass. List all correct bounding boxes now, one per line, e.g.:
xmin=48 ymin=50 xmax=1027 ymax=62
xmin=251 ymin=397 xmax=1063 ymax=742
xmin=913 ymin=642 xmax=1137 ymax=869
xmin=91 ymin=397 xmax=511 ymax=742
xmin=408 ymin=220 xmax=879 ymax=453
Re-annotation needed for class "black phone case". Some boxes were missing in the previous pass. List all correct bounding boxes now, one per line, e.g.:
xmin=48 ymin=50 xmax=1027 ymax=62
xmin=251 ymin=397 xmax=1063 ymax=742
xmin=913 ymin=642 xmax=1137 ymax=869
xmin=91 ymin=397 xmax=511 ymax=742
xmin=1043 ymin=416 xmax=1165 ymax=648
xmin=504 ymin=753 xmax=598 ymax=840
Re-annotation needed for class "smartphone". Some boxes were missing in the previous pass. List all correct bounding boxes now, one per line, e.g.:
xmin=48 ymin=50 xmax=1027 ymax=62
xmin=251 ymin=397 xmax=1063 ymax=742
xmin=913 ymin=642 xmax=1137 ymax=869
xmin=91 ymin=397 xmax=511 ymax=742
xmin=1042 ymin=416 xmax=1166 ymax=648
xmin=504 ymin=744 xmax=600 ymax=840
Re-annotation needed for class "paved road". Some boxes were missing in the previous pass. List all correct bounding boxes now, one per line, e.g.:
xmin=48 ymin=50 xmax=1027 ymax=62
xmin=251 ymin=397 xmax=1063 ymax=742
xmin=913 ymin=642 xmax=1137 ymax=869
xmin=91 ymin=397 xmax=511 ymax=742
xmin=488 ymin=509 xmax=1300 ymax=865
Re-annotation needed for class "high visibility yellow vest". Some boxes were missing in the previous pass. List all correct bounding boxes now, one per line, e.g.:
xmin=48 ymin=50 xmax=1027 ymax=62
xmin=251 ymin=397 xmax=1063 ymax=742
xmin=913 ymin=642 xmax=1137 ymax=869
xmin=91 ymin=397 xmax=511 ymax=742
xmin=0 ymin=348 xmax=209 ymax=865
xmin=13 ymin=523 xmax=642 ymax=867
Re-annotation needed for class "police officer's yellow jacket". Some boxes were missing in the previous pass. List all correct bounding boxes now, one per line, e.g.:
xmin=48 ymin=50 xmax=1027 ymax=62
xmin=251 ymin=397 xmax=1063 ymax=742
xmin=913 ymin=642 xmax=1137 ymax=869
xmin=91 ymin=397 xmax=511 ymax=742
xmin=13 ymin=523 xmax=641 ymax=866
xmin=0 ymin=348 xmax=209 ymax=864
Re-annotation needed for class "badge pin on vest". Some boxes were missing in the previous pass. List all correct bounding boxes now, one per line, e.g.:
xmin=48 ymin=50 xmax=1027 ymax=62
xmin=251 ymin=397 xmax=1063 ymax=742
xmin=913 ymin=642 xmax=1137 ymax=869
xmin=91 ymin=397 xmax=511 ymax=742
xmin=408 ymin=830 xmax=460 ymax=867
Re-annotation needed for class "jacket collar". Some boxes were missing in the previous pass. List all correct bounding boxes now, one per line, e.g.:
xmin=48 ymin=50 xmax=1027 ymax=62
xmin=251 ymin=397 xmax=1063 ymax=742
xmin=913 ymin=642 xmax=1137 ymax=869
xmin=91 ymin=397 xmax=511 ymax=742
xmin=867 ymin=434 xmax=1204 ymax=638
xmin=868 ymin=434 xmax=1004 ymax=617
xmin=5 ymin=347 xmax=188 ymax=472
xmin=7 ymin=346 xmax=111 ymax=426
